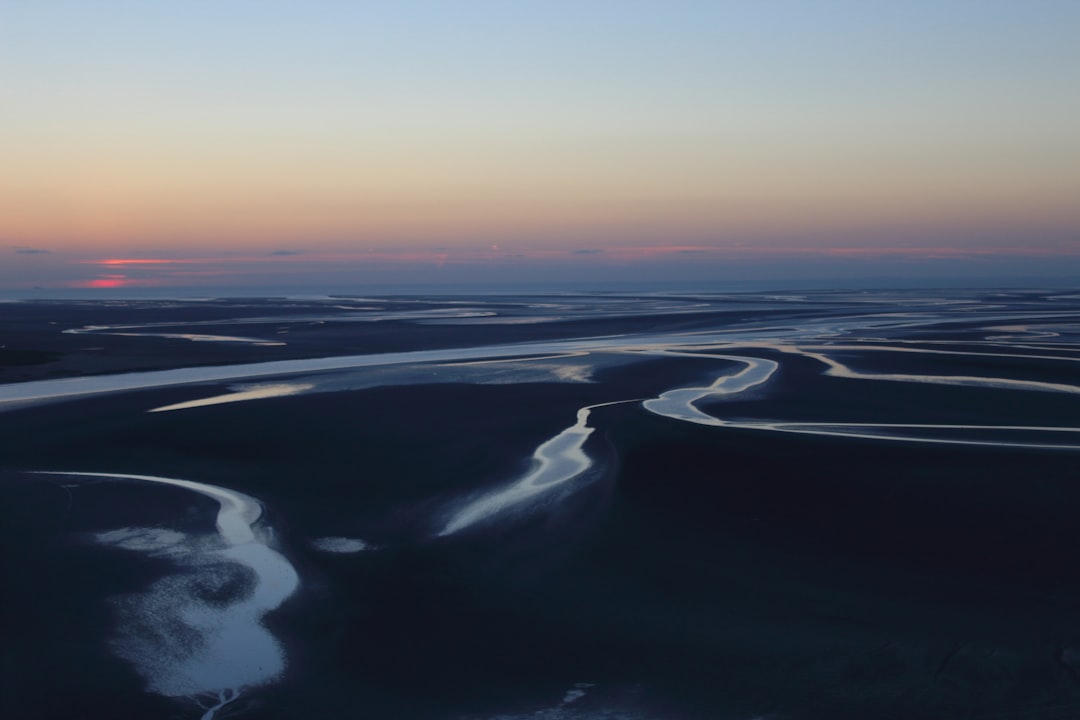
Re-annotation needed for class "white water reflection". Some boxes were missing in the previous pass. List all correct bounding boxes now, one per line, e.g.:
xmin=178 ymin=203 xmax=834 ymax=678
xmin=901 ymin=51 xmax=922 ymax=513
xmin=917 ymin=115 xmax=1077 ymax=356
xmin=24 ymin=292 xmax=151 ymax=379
xmin=148 ymin=383 xmax=314 ymax=413
xmin=66 ymin=326 xmax=285 ymax=346
xmin=96 ymin=526 xmax=187 ymax=554
xmin=439 ymin=400 xmax=630 ymax=536
xmin=642 ymin=353 xmax=779 ymax=425
xmin=751 ymin=421 xmax=1080 ymax=451
xmin=37 ymin=471 xmax=298 ymax=717
xmin=637 ymin=350 xmax=1080 ymax=451
xmin=0 ymin=327 xmax=818 ymax=410
xmin=785 ymin=345 xmax=1080 ymax=395
xmin=312 ymin=536 xmax=373 ymax=553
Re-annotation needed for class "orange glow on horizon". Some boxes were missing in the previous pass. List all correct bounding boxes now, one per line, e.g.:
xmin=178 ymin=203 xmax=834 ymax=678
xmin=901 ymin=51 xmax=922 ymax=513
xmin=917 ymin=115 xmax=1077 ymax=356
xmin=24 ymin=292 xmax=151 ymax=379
xmin=72 ymin=244 xmax=1080 ymax=270
xmin=25 ymin=238 xmax=1073 ymax=292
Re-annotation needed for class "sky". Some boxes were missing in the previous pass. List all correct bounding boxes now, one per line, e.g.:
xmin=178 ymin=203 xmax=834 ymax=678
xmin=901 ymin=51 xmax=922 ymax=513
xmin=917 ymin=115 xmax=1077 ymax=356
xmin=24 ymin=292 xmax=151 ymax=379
xmin=2 ymin=0 xmax=1079 ymax=293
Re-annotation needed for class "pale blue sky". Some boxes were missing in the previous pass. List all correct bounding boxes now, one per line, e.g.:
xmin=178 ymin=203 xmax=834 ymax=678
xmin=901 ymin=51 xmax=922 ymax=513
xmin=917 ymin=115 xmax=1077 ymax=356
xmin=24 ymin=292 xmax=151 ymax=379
xmin=2 ymin=1 xmax=1078 ymax=291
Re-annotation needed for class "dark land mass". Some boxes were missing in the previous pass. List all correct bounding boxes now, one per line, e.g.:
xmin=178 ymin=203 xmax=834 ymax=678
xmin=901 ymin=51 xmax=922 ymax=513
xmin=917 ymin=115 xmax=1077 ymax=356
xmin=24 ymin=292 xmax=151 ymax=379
xmin=3 ymin=292 xmax=1080 ymax=720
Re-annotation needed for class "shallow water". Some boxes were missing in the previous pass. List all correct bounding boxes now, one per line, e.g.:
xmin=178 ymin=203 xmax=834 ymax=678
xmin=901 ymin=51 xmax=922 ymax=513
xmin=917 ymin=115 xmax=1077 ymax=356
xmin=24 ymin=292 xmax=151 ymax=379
xmin=35 ymin=471 xmax=298 ymax=717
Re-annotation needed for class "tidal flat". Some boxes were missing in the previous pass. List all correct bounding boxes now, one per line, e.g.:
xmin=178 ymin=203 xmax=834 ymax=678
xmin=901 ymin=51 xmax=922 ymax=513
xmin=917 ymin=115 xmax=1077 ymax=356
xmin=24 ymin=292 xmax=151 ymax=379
xmin=2 ymin=289 xmax=1080 ymax=719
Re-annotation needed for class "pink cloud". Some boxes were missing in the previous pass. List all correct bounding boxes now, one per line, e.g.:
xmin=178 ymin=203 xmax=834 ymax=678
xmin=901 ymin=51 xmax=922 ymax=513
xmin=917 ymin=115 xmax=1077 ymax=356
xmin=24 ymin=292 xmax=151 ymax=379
xmin=69 ymin=275 xmax=162 ymax=289
xmin=84 ymin=258 xmax=194 ymax=266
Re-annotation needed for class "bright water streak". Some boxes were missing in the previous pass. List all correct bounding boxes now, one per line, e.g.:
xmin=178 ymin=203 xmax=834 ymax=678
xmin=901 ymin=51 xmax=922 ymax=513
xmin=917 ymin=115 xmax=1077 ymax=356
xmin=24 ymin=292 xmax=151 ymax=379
xmin=638 ymin=350 xmax=1080 ymax=451
xmin=439 ymin=401 xmax=630 ymax=536
xmin=148 ymin=383 xmax=314 ymax=413
xmin=643 ymin=355 xmax=779 ymax=425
